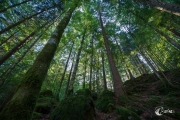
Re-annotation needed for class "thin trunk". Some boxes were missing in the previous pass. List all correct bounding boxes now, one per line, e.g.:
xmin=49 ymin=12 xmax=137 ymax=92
xmin=0 ymin=20 xmax=48 ymax=66
xmin=65 ymin=55 xmax=75 ymax=98
xmin=102 ymin=50 xmax=107 ymax=90
xmin=168 ymin=28 xmax=180 ymax=38
xmin=0 ymin=34 xmax=43 ymax=86
xmin=0 ymin=31 xmax=18 ymax=46
xmin=136 ymin=0 xmax=180 ymax=16
xmin=0 ymin=2 xmax=78 ymax=119
xmin=0 ymin=5 xmax=55 ymax=35
xmin=0 ymin=0 xmax=31 ymax=13
xmin=56 ymin=41 xmax=74 ymax=99
xmin=68 ymin=29 xmax=86 ymax=94
xmin=128 ymin=69 xmax=135 ymax=80
xmin=83 ymin=59 xmax=87 ymax=89
xmin=89 ymin=37 xmax=94 ymax=90
xmin=132 ymin=12 xmax=180 ymax=50
xmin=98 ymin=9 xmax=126 ymax=97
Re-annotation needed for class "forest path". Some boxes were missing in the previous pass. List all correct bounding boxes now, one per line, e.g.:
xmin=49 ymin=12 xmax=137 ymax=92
xmin=94 ymin=108 xmax=118 ymax=120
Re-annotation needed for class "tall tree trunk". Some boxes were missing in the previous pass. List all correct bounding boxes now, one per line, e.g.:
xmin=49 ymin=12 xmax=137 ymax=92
xmin=89 ymin=37 xmax=94 ymax=90
xmin=102 ymin=50 xmax=107 ymax=90
xmin=56 ymin=41 xmax=74 ymax=100
xmin=0 ymin=0 xmax=31 ymax=13
xmin=0 ymin=2 xmax=79 ymax=119
xmin=65 ymin=54 xmax=75 ymax=98
xmin=83 ymin=58 xmax=87 ymax=89
xmin=136 ymin=0 xmax=180 ymax=16
xmin=98 ymin=9 xmax=126 ymax=97
xmin=68 ymin=29 xmax=86 ymax=94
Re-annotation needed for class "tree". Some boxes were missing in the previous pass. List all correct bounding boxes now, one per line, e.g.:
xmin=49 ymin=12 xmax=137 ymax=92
xmin=98 ymin=8 xmax=126 ymax=97
xmin=135 ymin=0 xmax=180 ymax=16
xmin=0 ymin=1 xmax=80 ymax=119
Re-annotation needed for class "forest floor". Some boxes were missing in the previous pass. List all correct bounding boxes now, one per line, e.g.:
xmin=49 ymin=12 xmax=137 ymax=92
xmin=34 ymin=68 xmax=180 ymax=120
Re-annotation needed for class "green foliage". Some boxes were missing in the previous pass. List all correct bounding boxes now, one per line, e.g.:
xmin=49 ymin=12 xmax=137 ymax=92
xmin=95 ymin=90 xmax=115 ymax=113
xmin=116 ymin=106 xmax=141 ymax=120
xmin=118 ymin=94 xmax=131 ymax=106
xmin=50 ymin=89 xmax=95 ymax=120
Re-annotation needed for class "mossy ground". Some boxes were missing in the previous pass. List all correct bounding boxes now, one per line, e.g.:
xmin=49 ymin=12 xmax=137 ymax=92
xmin=122 ymin=68 xmax=180 ymax=120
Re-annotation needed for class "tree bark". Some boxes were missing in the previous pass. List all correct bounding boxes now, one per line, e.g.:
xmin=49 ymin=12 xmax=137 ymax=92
xmin=89 ymin=37 xmax=94 ymax=90
xmin=98 ymin=9 xmax=126 ymax=97
xmin=0 ymin=2 xmax=79 ymax=119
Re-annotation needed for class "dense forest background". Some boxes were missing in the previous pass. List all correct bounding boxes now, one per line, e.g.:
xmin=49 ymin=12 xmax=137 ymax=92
xmin=0 ymin=0 xmax=180 ymax=120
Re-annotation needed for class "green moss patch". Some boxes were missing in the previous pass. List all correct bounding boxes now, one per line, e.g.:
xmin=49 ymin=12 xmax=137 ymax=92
xmin=50 ymin=89 xmax=95 ymax=120
xmin=95 ymin=90 xmax=115 ymax=113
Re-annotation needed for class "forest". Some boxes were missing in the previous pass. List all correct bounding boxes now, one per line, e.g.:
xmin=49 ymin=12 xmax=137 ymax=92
xmin=0 ymin=0 xmax=180 ymax=120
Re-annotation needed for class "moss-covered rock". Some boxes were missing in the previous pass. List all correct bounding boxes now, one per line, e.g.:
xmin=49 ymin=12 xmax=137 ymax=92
xmin=116 ymin=106 xmax=141 ymax=120
xmin=50 ymin=89 xmax=95 ymax=120
xmin=95 ymin=90 xmax=115 ymax=113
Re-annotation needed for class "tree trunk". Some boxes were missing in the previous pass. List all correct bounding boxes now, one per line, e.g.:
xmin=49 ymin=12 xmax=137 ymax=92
xmin=0 ymin=2 xmax=79 ymax=119
xmin=89 ymin=37 xmax=94 ymax=90
xmin=83 ymin=57 xmax=87 ymax=89
xmin=0 ymin=0 xmax=31 ymax=13
xmin=68 ymin=29 xmax=86 ymax=94
xmin=98 ymin=9 xmax=126 ymax=97
xmin=65 ymin=55 xmax=75 ymax=98
xmin=136 ymin=0 xmax=180 ymax=16
xmin=102 ymin=50 xmax=107 ymax=90
xmin=56 ymin=41 xmax=74 ymax=100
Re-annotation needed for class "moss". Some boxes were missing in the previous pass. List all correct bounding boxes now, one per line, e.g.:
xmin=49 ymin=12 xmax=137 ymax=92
xmin=95 ymin=90 xmax=115 ymax=113
xmin=118 ymin=94 xmax=131 ymax=106
xmin=34 ymin=96 xmax=58 ymax=114
xmin=50 ymin=89 xmax=95 ymax=120
xmin=128 ymin=106 xmax=144 ymax=115
xmin=116 ymin=106 xmax=141 ymax=120
xmin=39 ymin=90 xmax=53 ymax=97
xmin=31 ymin=112 xmax=43 ymax=119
